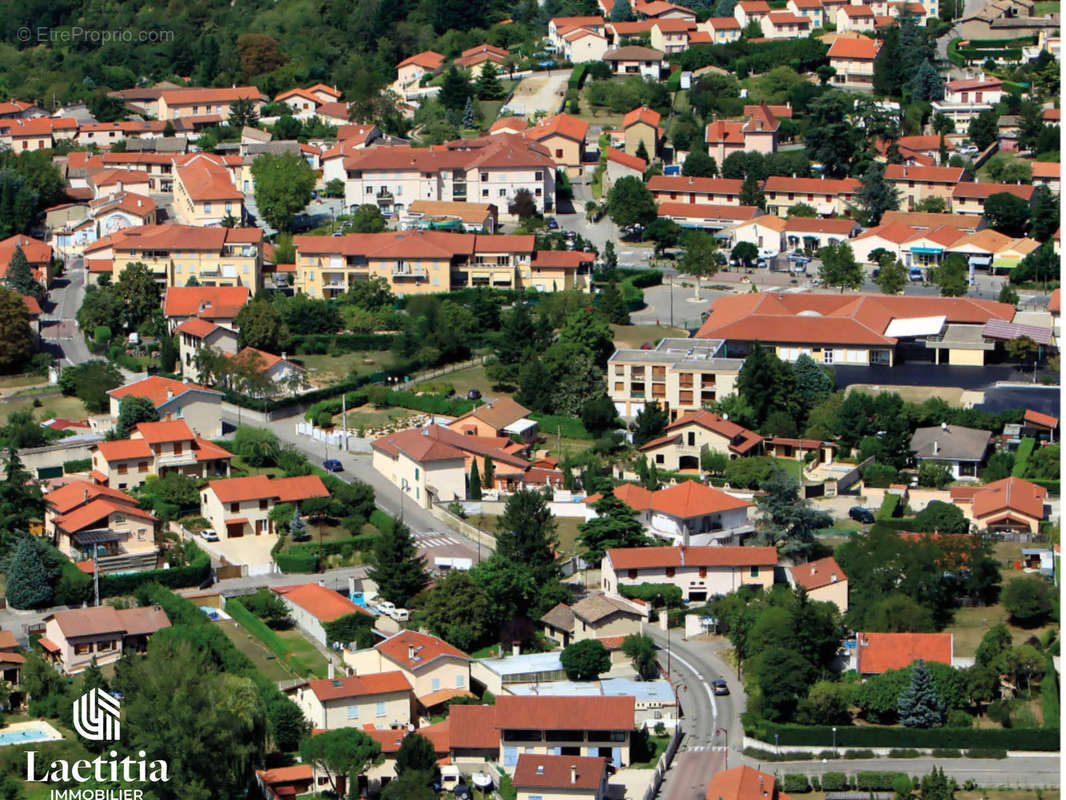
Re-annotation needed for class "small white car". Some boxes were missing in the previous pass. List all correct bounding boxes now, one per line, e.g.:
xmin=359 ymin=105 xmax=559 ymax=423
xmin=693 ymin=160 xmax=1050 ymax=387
xmin=375 ymin=600 xmax=397 ymax=616
xmin=200 ymin=529 xmax=219 ymax=542
xmin=391 ymin=608 xmax=410 ymax=622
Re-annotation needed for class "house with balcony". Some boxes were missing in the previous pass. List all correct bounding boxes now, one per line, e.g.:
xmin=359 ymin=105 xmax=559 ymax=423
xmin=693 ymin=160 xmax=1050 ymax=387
xmin=602 ymin=545 xmax=777 ymax=602
xmin=607 ymin=338 xmax=744 ymax=420
xmin=932 ymin=76 xmax=1004 ymax=133
xmin=43 ymin=481 xmax=160 ymax=573
xmin=91 ymin=419 xmax=232 ymax=490
xmin=827 ymin=36 xmax=881 ymax=87
xmin=108 ymin=376 xmax=224 ymax=438
xmin=602 ymin=46 xmax=665 ymax=79
xmin=40 ymin=605 xmax=171 ymax=674
xmin=639 ymin=410 xmax=764 ymax=470
xmin=200 ymin=474 xmax=329 ymax=540
xmin=289 ymin=672 xmax=414 ymax=731
xmin=172 ymin=154 xmax=243 ymax=227
xmin=496 ymin=696 xmax=635 ymax=769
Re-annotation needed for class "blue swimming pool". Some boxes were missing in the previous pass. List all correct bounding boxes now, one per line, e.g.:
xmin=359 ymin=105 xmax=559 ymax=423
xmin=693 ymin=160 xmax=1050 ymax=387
xmin=0 ymin=726 xmax=60 ymax=746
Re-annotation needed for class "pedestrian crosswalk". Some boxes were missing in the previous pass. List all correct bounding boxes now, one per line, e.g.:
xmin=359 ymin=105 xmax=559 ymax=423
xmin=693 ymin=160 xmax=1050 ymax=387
xmin=686 ymin=746 xmax=727 ymax=752
xmin=416 ymin=534 xmax=461 ymax=548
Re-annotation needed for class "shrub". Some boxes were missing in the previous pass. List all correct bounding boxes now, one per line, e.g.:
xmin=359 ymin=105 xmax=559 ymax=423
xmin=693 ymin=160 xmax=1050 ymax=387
xmin=888 ymin=749 xmax=921 ymax=758
xmin=275 ymin=550 xmax=319 ymax=573
xmin=821 ymin=772 xmax=848 ymax=791
xmin=783 ymin=775 xmax=810 ymax=793
xmin=946 ymin=709 xmax=973 ymax=728
xmin=877 ymin=493 xmax=901 ymax=520
xmin=62 ymin=458 xmax=91 ymax=474
xmin=855 ymin=773 xmax=907 ymax=791
xmin=1012 ymin=437 xmax=1036 ymax=476
xmin=931 ymin=748 xmax=962 ymax=758
xmin=964 ymin=748 xmax=1007 ymax=759
xmin=846 ymin=750 xmax=876 ymax=760
xmin=619 ymin=583 xmax=684 ymax=607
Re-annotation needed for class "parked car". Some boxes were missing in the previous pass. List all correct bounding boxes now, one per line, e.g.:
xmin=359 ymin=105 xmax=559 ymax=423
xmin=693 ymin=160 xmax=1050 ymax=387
xmin=322 ymin=459 xmax=343 ymax=472
xmin=909 ymin=266 xmax=925 ymax=282
xmin=713 ymin=679 xmax=730 ymax=696
xmin=955 ymin=144 xmax=979 ymax=156
xmin=467 ymin=388 xmax=482 ymax=400
xmin=374 ymin=600 xmax=397 ymax=616
xmin=391 ymin=608 xmax=410 ymax=622
xmin=200 ymin=529 xmax=219 ymax=542
xmin=849 ymin=506 xmax=876 ymax=524
xmin=546 ymin=217 xmax=559 ymax=230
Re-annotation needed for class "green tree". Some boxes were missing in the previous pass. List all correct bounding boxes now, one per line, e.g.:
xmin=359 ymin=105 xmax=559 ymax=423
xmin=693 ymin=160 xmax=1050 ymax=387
xmin=496 ymin=489 xmax=559 ymax=584
xmin=382 ymin=770 xmax=435 ymax=800
xmin=5 ymin=534 xmax=56 ymax=609
xmin=1012 ymin=242 xmax=1057 ymax=286
xmin=368 ymin=519 xmax=427 ymax=606
xmin=227 ymin=97 xmax=260 ymax=128
xmin=475 ymin=63 xmax=504 ymax=100
xmin=395 ymin=732 xmax=437 ymax=776
xmin=76 ymin=285 xmax=124 ymax=336
xmin=737 ymin=344 xmax=797 ymax=428
xmin=682 ymin=150 xmax=718 ymax=178
xmin=676 ymin=231 xmax=721 ymax=300
xmin=0 ymin=171 xmax=38 ymax=238
xmin=805 ymin=92 xmax=862 ymax=178
xmin=898 ymin=660 xmax=945 ymax=728
xmin=754 ymin=471 xmax=832 ymax=559
xmin=997 ymin=283 xmax=1019 ymax=305
xmin=420 ymin=569 xmax=493 ymax=651
xmin=1029 ymin=186 xmax=1059 ymax=243
xmin=4 ymin=245 xmax=41 ymax=296
xmin=114 ymin=261 xmax=161 ymax=330
xmin=607 ymin=176 xmax=656 ymax=229
xmin=983 ymin=192 xmax=1030 ymax=237
xmin=300 ymin=728 xmax=380 ymax=799
xmin=469 ymin=460 xmax=482 ymax=500
xmin=930 ymin=252 xmax=969 ymax=297
xmin=581 ymin=393 xmax=619 ymax=437
xmin=0 ymin=287 xmax=33 ymax=373
xmin=578 ymin=492 xmax=649 ymax=562
xmin=913 ymin=499 xmax=968 ymax=531
xmin=875 ymin=254 xmax=908 ymax=295
xmin=235 ymin=299 xmax=291 ymax=353
xmin=558 ymin=308 xmax=615 ymax=367
xmin=867 ymin=593 xmax=935 ymax=632
xmin=796 ymin=680 xmax=852 ymax=725
xmin=855 ymin=161 xmax=900 ymax=226
xmin=909 ymin=59 xmax=945 ymax=101
xmin=233 ymin=426 xmax=280 ymax=467
xmin=560 ymin=639 xmax=611 ymax=681
xmin=818 ymin=241 xmax=863 ymax=292
xmin=599 ymin=280 xmax=629 ymax=324
xmin=611 ymin=0 xmax=637 ymax=20
xmin=251 ymin=152 xmax=316 ymax=232
xmin=631 ymin=400 xmax=669 ymax=447
xmin=758 ymin=646 xmax=815 ymax=721
xmin=439 ymin=66 xmax=473 ymax=114
xmin=348 ymin=204 xmax=386 ymax=233
xmin=739 ymin=174 xmax=766 ymax=210
xmin=731 ymin=242 xmax=758 ymax=267
xmin=115 ymin=396 xmax=160 ymax=438
xmin=622 ymin=633 xmax=658 ymax=680
xmin=975 ymin=622 xmax=1012 ymax=668
xmin=1001 ymin=576 xmax=1054 ymax=625
xmin=920 ymin=767 xmax=955 ymax=800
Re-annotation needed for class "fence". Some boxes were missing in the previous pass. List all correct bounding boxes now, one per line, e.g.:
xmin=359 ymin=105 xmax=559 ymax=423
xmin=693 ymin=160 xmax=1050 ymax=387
xmin=642 ymin=722 xmax=684 ymax=800
xmin=429 ymin=504 xmax=498 ymax=554
xmin=294 ymin=422 xmax=373 ymax=454
xmin=406 ymin=355 xmax=487 ymax=387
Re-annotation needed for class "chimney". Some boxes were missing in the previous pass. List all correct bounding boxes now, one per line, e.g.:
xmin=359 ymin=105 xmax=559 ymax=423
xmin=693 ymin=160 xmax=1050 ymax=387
xmin=571 ymin=766 xmax=577 ymax=785
xmin=83 ymin=488 xmax=89 ymax=502
xmin=408 ymin=644 xmax=415 ymax=661
xmin=810 ymin=565 xmax=816 ymax=575
xmin=511 ymin=640 xmax=520 ymax=657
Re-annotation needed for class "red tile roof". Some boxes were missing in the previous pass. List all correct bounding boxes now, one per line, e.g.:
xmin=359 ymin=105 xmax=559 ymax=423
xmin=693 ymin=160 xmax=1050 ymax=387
xmin=447 ymin=704 xmax=501 ymax=749
xmin=490 ymin=117 xmax=529 ymax=133
xmin=706 ymin=765 xmax=784 ymax=800
xmin=95 ymin=439 xmax=153 ymax=462
xmin=514 ymin=755 xmax=607 ymax=791
xmin=303 ymin=671 xmax=411 ymax=701
xmin=856 ymin=632 xmax=953 ymax=674
xmin=789 ymin=556 xmax=847 ymax=591
xmin=970 ymin=476 xmax=1047 ymax=521
xmin=257 ymin=765 xmax=314 ymax=785
xmin=706 ymin=16 xmax=742 ymax=27
xmin=885 ymin=164 xmax=967 ymax=184
xmin=159 ymin=86 xmax=266 ymax=105
xmin=1024 ymin=408 xmax=1058 ymax=428
xmin=273 ymin=583 xmax=370 ymax=622
xmin=764 ymin=175 xmax=861 ymax=194
xmin=495 ymin=695 xmax=634 ymax=731
xmin=665 ymin=410 xmax=764 ymax=454
xmin=952 ymin=182 xmax=1035 ymax=201
xmin=705 ymin=119 xmax=744 ymax=145
xmin=532 ymin=249 xmax=597 ymax=268
xmin=44 ymin=480 xmax=137 ymax=514
xmin=648 ymin=175 xmax=744 ymax=195
xmin=207 ymin=475 xmax=328 ymax=503
xmin=173 ymin=317 xmax=223 ymax=338
xmin=87 ymin=225 xmax=261 ymax=257
xmin=376 ymin=630 xmax=471 ymax=668
xmin=607 ymin=545 xmax=777 ymax=569
xmin=133 ymin=419 xmax=196 ymax=445
xmin=54 ymin=498 xmax=157 ymax=534
xmin=651 ymin=480 xmax=753 ymax=518
xmin=783 ymin=217 xmax=859 ymax=235
xmin=108 ymin=376 xmax=221 ymax=407
xmin=1048 ymin=288 xmax=1060 ymax=314
xmin=827 ymin=37 xmax=881 ymax=59
xmin=176 ymin=158 xmax=242 ymax=202
xmin=658 ymin=203 xmax=761 ymax=222
xmin=605 ymin=147 xmax=647 ymax=172
xmin=398 ymin=50 xmax=445 ymax=70
xmin=371 ymin=427 xmax=468 ymax=463
xmin=526 ymin=113 xmax=590 ymax=143
xmin=623 ymin=106 xmax=661 ymax=129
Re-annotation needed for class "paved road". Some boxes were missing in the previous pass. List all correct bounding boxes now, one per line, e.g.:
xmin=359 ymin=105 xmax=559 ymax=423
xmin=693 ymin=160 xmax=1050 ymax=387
xmin=754 ymin=756 xmax=1060 ymax=787
xmin=505 ymin=69 xmax=571 ymax=117
xmin=41 ymin=266 xmax=92 ymax=368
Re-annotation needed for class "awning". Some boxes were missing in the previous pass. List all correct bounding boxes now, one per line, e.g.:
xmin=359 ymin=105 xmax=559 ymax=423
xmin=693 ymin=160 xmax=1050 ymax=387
xmin=983 ymin=319 xmax=1054 ymax=345
xmin=226 ymin=518 xmax=249 ymax=526
xmin=38 ymin=638 xmax=60 ymax=654
xmin=909 ymin=246 xmax=943 ymax=254
xmin=884 ymin=315 xmax=947 ymax=338
xmin=503 ymin=418 xmax=538 ymax=435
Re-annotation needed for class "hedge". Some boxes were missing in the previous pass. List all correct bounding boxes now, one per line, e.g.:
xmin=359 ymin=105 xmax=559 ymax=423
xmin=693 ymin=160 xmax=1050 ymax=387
xmin=743 ymin=716 xmax=1059 ymax=751
xmin=377 ymin=388 xmax=478 ymax=416
xmin=783 ymin=775 xmax=811 ymax=793
xmin=821 ymin=773 xmax=847 ymax=791
xmin=225 ymin=598 xmax=313 ymax=677
xmin=1030 ymin=479 xmax=1060 ymax=495
xmin=968 ymin=36 xmax=1035 ymax=46
xmin=275 ymin=550 xmax=319 ymax=573
xmin=855 ymin=772 xmax=907 ymax=791
xmin=98 ymin=543 xmax=211 ymax=597
xmin=290 ymin=333 xmax=394 ymax=354
xmin=569 ymin=63 xmax=589 ymax=89
xmin=877 ymin=493 xmax=901 ymax=521
xmin=62 ymin=458 xmax=91 ymax=474
xmin=1012 ymin=437 xmax=1036 ymax=476
xmin=529 ymin=412 xmax=594 ymax=440
xmin=617 ymin=267 xmax=664 ymax=289
xmin=287 ymin=534 xmax=376 ymax=560
xmin=1042 ymin=655 xmax=1059 ymax=729
xmin=370 ymin=509 xmax=396 ymax=536
xmin=619 ymin=583 xmax=684 ymax=608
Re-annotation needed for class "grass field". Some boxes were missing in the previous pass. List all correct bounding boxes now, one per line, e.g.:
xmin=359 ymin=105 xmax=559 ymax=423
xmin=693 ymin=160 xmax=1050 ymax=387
xmin=0 ymin=373 xmax=47 ymax=390
xmin=1033 ymin=0 xmax=1059 ymax=11
xmin=0 ymin=392 xmax=88 ymax=422
xmin=333 ymin=405 xmax=422 ymax=432
xmin=434 ymin=363 xmax=496 ymax=400
xmin=468 ymin=512 xmax=584 ymax=556
xmin=945 ymin=602 xmax=1056 ymax=657
xmin=217 ymin=619 xmax=293 ymax=682
xmin=276 ymin=628 xmax=331 ymax=678
xmin=611 ymin=324 xmax=688 ymax=349
xmin=772 ymin=457 xmax=804 ymax=481
xmin=229 ymin=454 xmax=285 ymax=478
xmin=298 ymin=350 xmax=394 ymax=385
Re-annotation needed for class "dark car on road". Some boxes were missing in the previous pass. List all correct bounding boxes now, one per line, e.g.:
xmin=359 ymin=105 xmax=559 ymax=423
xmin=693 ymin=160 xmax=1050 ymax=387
xmin=322 ymin=459 xmax=344 ymax=472
xmin=713 ymin=679 xmax=730 ymax=695
xmin=849 ymin=506 xmax=875 ymax=524
xmin=467 ymin=389 xmax=482 ymax=400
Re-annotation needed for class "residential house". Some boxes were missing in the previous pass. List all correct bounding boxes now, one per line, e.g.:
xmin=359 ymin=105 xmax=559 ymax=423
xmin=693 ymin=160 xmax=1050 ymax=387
xmin=1031 ymin=161 xmax=1060 ymax=193
xmin=701 ymin=16 xmax=743 ymax=42
xmin=172 ymin=155 xmax=243 ymax=226
xmin=607 ymin=337 xmax=744 ymax=420
xmin=602 ymin=46 xmax=665 ymax=79
xmin=635 ymin=0 xmax=697 ymax=18
xmin=787 ymin=556 xmax=848 ymax=614
xmin=0 ymin=100 xmax=45 ymax=120
xmin=1022 ymin=408 xmax=1058 ymax=442
xmin=602 ymin=545 xmax=777 ymax=603
xmin=603 ymin=148 xmax=647 ymax=196
xmin=950 ymin=476 xmax=1047 ymax=533
xmin=448 ymin=398 xmax=535 ymax=439
xmin=910 ymin=423 xmax=992 ymax=479
xmin=650 ymin=19 xmax=698 ymax=53
xmin=951 ymin=182 xmax=1034 ymax=215
xmin=836 ymin=4 xmax=877 ymax=30
xmin=728 ymin=215 xmax=787 ymax=256
xmin=108 ymin=376 xmax=224 ymax=438
xmin=156 ymin=87 xmax=267 ymax=121
xmin=227 ymin=347 xmax=309 ymax=396
xmin=526 ymin=114 xmax=589 ymax=177
xmin=787 ymin=0 xmax=826 ymax=28
xmin=0 ymin=631 xmax=24 ymax=700
xmin=91 ymin=419 xmax=232 ymax=490
xmin=495 ymin=696 xmax=635 ymax=768
xmin=393 ymin=51 xmax=445 ymax=95
xmin=763 ymin=175 xmax=862 ymax=217
xmin=881 ymin=210 xmax=980 ymax=231
xmin=932 ymin=76 xmax=1004 ymax=133
xmin=86 ymin=169 xmax=152 ymax=200
xmin=175 ymin=318 xmax=240 ymax=381
xmin=735 ymin=0 xmax=772 ymax=26
xmin=0 ymin=117 xmax=77 ymax=152
xmin=705 ymin=766 xmax=784 ymax=800
xmin=695 ymin=292 xmax=1014 ymax=367
xmin=885 ymin=164 xmax=968 ymax=210
xmin=762 ymin=11 xmax=813 ymax=36
xmin=513 ymin=755 xmax=608 ymax=800
xmin=272 ymin=583 xmax=372 ymax=647
xmin=40 ymin=605 xmax=170 ymax=674
xmin=623 ymin=107 xmax=661 ymax=160
xmin=645 ymin=481 xmax=754 ymax=545
xmin=529 ymin=250 xmax=595 ymax=292
xmin=852 ymin=632 xmax=954 ymax=674
xmin=163 ymin=285 xmax=251 ymax=331
xmin=343 ymin=630 xmax=474 ymax=710
xmin=339 ymin=135 xmax=556 ymax=219
xmin=541 ymin=592 xmax=648 ymax=648
xmin=648 ymin=175 xmax=744 ymax=206
xmin=783 ymin=217 xmax=860 ymax=251
xmin=561 ymin=27 xmax=611 ymax=63
xmin=549 ymin=16 xmax=608 ymax=49
xmin=640 ymin=409 xmax=763 ymax=468
xmin=764 ymin=437 xmax=836 ymax=464
xmin=0 ymin=234 xmax=51 ymax=286
xmin=201 ymin=474 xmax=329 ymax=540
xmin=827 ymin=37 xmax=881 ymax=87
xmin=43 ymin=481 xmax=159 ymax=569
xmin=52 ymin=192 xmax=159 ymax=257
xmin=84 ymin=224 xmax=263 ymax=290
xmin=454 ymin=44 xmax=509 ymax=71
xmin=290 ymin=673 xmax=414 ymax=731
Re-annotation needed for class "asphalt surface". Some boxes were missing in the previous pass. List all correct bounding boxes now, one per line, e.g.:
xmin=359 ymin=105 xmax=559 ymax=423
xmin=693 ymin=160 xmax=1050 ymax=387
xmin=755 ymin=756 xmax=1061 ymax=787
xmin=40 ymin=266 xmax=92 ymax=368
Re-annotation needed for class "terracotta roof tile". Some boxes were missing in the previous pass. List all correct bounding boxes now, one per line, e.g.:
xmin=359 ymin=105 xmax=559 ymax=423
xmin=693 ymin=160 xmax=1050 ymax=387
xmin=303 ymin=671 xmax=411 ymax=701
xmin=207 ymin=475 xmax=328 ymax=503
xmin=495 ymin=695 xmax=634 ymax=730
xmin=970 ymin=476 xmax=1046 ymax=521
xmin=514 ymin=755 xmax=606 ymax=791
xmin=607 ymin=545 xmax=777 ymax=569
xmin=133 ymin=419 xmax=195 ymax=445
xmin=651 ymin=480 xmax=753 ymax=518
xmin=526 ymin=113 xmax=590 ymax=143
xmin=273 ymin=583 xmax=370 ymax=622
xmin=828 ymin=37 xmax=881 ymax=58
xmin=108 ymin=376 xmax=221 ymax=407
xmin=95 ymin=439 xmax=153 ymax=461
xmin=44 ymin=480 xmax=137 ymax=514
xmin=856 ymin=632 xmax=953 ymax=673
xmin=376 ymin=630 xmax=471 ymax=668
xmin=789 ymin=556 xmax=846 ymax=591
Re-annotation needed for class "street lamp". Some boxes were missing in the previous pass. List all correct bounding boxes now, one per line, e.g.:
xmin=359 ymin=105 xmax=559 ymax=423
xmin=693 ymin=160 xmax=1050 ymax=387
xmin=400 ymin=478 xmax=410 ymax=522
xmin=775 ymin=733 xmax=779 ymax=756
xmin=832 ymin=726 xmax=837 ymax=757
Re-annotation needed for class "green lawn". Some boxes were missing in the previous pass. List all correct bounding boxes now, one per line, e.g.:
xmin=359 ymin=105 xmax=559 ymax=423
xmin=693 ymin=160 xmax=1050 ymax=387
xmin=228 ymin=455 xmax=284 ymax=478
xmin=0 ymin=373 xmax=47 ymax=390
xmin=772 ymin=457 xmax=804 ymax=481
xmin=945 ymin=602 xmax=1056 ymax=658
xmin=217 ymin=619 xmax=294 ymax=682
xmin=1033 ymin=1 xmax=1059 ymax=12
xmin=611 ymin=324 xmax=688 ymax=350
xmin=332 ymin=405 xmax=421 ymax=432
xmin=0 ymin=392 xmax=88 ymax=423
xmin=298 ymin=350 xmax=394 ymax=386
xmin=429 ymin=363 xmax=496 ymax=400
xmin=630 ymin=734 xmax=672 ymax=768
xmin=276 ymin=628 xmax=331 ymax=678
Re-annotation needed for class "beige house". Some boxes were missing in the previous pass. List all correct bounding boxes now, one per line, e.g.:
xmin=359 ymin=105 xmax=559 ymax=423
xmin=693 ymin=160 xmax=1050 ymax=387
xmin=343 ymin=630 xmax=474 ymax=709
xmin=950 ymin=476 xmax=1047 ymax=533
xmin=607 ymin=338 xmax=744 ymax=421
xmin=761 ymin=11 xmax=812 ymax=36
xmin=173 ymin=155 xmax=243 ymax=227
xmin=540 ymin=592 xmax=648 ymax=648
xmin=40 ymin=605 xmax=170 ymax=674
xmin=156 ymin=87 xmax=266 ymax=121
xmin=787 ymin=0 xmax=826 ymax=27
xmin=526 ymin=114 xmax=589 ymax=177
xmin=700 ymin=16 xmax=743 ymax=42
xmin=43 ymin=481 xmax=159 ymax=569
xmin=951 ymin=182 xmax=1034 ymax=215
xmin=91 ymin=419 xmax=232 ymax=490
xmin=163 ymin=286 xmax=251 ymax=330
xmin=108 ymin=376 xmax=224 ymax=439
xmin=290 ymin=672 xmax=414 ymax=730
xmin=603 ymin=148 xmax=647 ymax=196
xmin=828 ymin=36 xmax=881 ymax=87
xmin=601 ymin=545 xmax=777 ymax=603
xmin=728 ymin=215 xmax=786 ymax=255
xmin=639 ymin=410 xmax=764 ymax=471
xmin=514 ymin=754 xmax=608 ymax=800
xmin=175 ymin=318 xmax=239 ymax=381
xmin=763 ymin=175 xmax=862 ymax=217
xmin=370 ymin=427 xmax=468 ymax=508
xmin=788 ymin=556 xmax=848 ymax=614
xmin=448 ymin=398 xmax=534 ymax=438
xmin=560 ymin=28 xmax=610 ymax=64
xmin=647 ymin=175 xmax=744 ymax=206
xmin=602 ymin=46 xmax=665 ymax=79
xmin=885 ymin=164 xmax=967 ymax=210
xmin=200 ymin=474 xmax=329 ymax=540
xmin=622 ymin=107 xmax=660 ymax=160
xmin=393 ymin=51 xmax=445 ymax=94
xmin=836 ymin=4 xmax=876 ymax=31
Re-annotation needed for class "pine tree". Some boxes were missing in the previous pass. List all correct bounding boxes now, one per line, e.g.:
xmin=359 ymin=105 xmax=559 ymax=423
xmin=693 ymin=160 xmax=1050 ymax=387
xmin=600 ymin=280 xmax=629 ymax=324
xmin=476 ymin=63 xmax=504 ymax=100
xmin=368 ymin=519 xmax=428 ymax=606
xmin=740 ymin=174 xmax=766 ymax=210
xmin=909 ymin=59 xmax=945 ymax=101
xmin=462 ymin=97 xmax=475 ymax=130
xmin=5 ymin=246 xmax=41 ymax=297
xmin=898 ymin=660 xmax=945 ymax=728
xmin=855 ymin=161 xmax=900 ymax=227
xmin=5 ymin=535 xmax=54 ymax=609
xmin=610 ymin=0 xmax=636 ymax=20
xmin=469 ymin=460 xmax=482 ymax=500
xmin=635 ymin=139 xmax=650 ymax=163
xmin=603 ymin=241 xmax=618 ymax=273
xmin=482 ymin=457 xmax=494 ymax=489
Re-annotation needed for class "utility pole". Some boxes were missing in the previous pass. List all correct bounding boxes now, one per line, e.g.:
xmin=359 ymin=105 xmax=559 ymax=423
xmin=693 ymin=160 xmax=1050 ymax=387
xmin=342 ymin=393 xmax=348 ymax=452
xmin=92 ymin=546 xmax=100 ymax=607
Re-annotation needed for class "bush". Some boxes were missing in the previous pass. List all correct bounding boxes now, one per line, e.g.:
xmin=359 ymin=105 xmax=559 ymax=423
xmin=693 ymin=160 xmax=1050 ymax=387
xmin=845 ymin=750 xmax=876 ymax=760
xmin=288 ymin=333 xmax=394 ymax=354
xmin=931 ymin=748 xmax=962 ymax=758
xmin=821 ymin=772 xmax=848 ymax=791
xmin=619 ymin=583 xmax=684 ymax=607
xmin=275 ymin=550 xmax=319 ymax=573
xmin=855 ymin=772 xmax=907 ymax=790
xmin=946 ymin=709 xmax=973 ymax=728
xmin=370 ymin=509 xmax=395 ymax=536
xmin=97 ymin=543 xmax=210 ymax=597
xmin=62 ymin=458 xmax=91 ymax=474
xmin=888 ymin=749 xmax=921 ymax=758
xmin=877 ymin=493 xmax=901 ymax=520
xmin=783 ymin=775 xmax=810 ymax=793
xmin=964 ymin=748 xmax=1007 ymax=759
xmin=1012 ymin=436 xmax=1035 ymax=476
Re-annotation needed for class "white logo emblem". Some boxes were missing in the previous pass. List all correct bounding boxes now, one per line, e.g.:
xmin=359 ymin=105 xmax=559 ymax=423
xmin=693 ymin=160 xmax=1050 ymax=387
xmin=72 ymin=688 xmax=120 ymax=741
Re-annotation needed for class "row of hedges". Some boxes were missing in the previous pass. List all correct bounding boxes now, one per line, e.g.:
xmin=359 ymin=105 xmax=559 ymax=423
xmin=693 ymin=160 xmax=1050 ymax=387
xmin=569 ymin=63 xmax=589 ymax=89
xmin=1030 ymin=478 xmax=1060 ymax=495
xmin=877 ymin=493 xmax=901 ymax=521
xmin=289 ymin=333 xmax=395 ymax=354
xmin=946 ymin=37 xmax=967 ymax=67
xmin=619 ymin=583 xmax=684 ymax=608
xmin=957 ymin=46 xmax=1023 ymax=61
xmin=1012 ymin=437 xmax=1036 ymax=476
xmin=786 ymin=773 xmax=908 ymax=793
xmin=52 ymin=542 xmax=210 ymax=602
xmin=968 ymin=36 xmax=1035 ymax=46
xmin=377 ymin=388 xmax=478 ymax=416
xmin=743 ymin=714 xmax=1059 ymax=751
xmin=529 ymin=412 xmax=593 ymax=440
xmin=225 ymin=598 xmax=313 ymax=676
xmin=617 ymin=267 xmax=664 ymax=289
xmin=62 ymin=458 xmax=91 ymax=474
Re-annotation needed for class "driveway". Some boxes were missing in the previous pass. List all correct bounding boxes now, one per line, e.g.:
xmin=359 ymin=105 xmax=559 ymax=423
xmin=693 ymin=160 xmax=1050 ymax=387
xmin=506 ymin=69 xmax=571 ymax=116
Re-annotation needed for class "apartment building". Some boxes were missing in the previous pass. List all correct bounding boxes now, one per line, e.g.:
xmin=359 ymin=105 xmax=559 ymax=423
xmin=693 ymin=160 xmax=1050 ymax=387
xmin=828 ymin=37 xmax=881 ymax=86
xmin=932 ymin=76 xmax=1004 ymax=133
xmin=951 ymin=181 xmax=1035 ymax=215
xmin=200 ymin=475 xmax=329 ymax=540
xmin=601 ymin=545 xmax=777 ymax=602
xmin=156 ymin=87 xmax=267 ymax=121
xmin=91 ymin=420 xmax=233 ymax=490
xmin=84 ymin=224 xmax=263 ymax=290
xmin=340 ymin=135 xmax=556 ymax=219
xmin=763 ymin=175 xmax=862 ymax=216
xmin=608 ymin=338 xmax=744 ymax=420
xmin=648 ymin=175 xmax=744 ymax=206
xmin=173 ymin=155 xmax=243 ymax=226
xmin=885 ymin=164 xmax=968 ymax=210
xmin=290 ymin=673 xmax=414 ymax=731
xmin=762 ymin=11 xmax=813 ymax=36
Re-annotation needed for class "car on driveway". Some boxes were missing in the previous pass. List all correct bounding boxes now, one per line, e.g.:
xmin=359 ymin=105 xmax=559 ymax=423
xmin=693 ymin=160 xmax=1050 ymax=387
xmin=546 ymin=217 xmax=559 ymax=230
xmin=849 ymin=506 xmax=875 ymax=524
xmin=323 ymin=459 xmax=343 ymax=472
xmin=200 ymin=529 xmax=219 ymax=542
xmin=713 ymin=679 xmax=730 ymax=695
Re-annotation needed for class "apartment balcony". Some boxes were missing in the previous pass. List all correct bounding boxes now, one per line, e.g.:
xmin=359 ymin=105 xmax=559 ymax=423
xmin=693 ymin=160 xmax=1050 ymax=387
xmin=393 ymin=268 xmax=428 ymax=279
xmin=156 ymin=453 xmax=197 ymax=469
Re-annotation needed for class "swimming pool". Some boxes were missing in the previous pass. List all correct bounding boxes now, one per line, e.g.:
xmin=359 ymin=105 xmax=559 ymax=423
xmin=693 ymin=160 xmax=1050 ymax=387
xmin=0 ymin=721 xmax=63 ymax=746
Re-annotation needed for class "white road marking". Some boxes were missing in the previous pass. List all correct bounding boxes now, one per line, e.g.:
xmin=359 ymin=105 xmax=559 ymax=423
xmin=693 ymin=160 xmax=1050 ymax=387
xmin=666 ymin=647 xmax=717 ymax=720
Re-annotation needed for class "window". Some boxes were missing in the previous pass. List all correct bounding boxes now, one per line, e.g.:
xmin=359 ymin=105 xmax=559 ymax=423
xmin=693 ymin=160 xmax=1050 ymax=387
xmin=231 ymin=502 xmax=240 ymax=513
xmin=174 ymin=442 xmax=183 ymax=455
xmin=205 ymin=203 xmax=212 ymax=213
xmin=74 ymin=643 xmax=92 ymax=655
xmin=481 ymin=173 xmax=488 ymax=181
xmin=432 ymin=678 xmax=440 ymax=691
xmin=482 ymin=189 xmax=489 ymax=197
xmin=687 ymin=432 xmax=695 ymax=446
xmin=118 ymin=464 xmax=128 ymax=475
xmin=750 ymin=566 xmax=759 ymax=577
xmin=655 ymin=454 xmax=664 ymax=465
xmin=666 ymin=567 xmax=675 ymax=577
xmin=699 ymin=567 xmax=707 ymax=577
xmin=414 ymin=468 xmax=420 ymax=481
xmin=456 ymin=674 xmax=465 ymax=688
xmin=138 ymin=462 xmax=148 ymax=473
xmin=499 ymin=189 xmax=507 ymax=197
xmin=628 ymin=568 xmax=638 ymax=579
xmin=823 ymin=350 xmax=833 ymax=364
xmin=98 ymin=640 xmax=115 ymax=652
xmin=225 ymin=202 xmax=232 ymax=213
xmin=347 ymin=706 xmax=360 ymax=720
xmin=376 ymin=701 xmax=386 ymax=717
xmin=535 ymin=171 xmax=543 ymax=180
xmin=259 ymin=500 xmax=268 ymax=510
